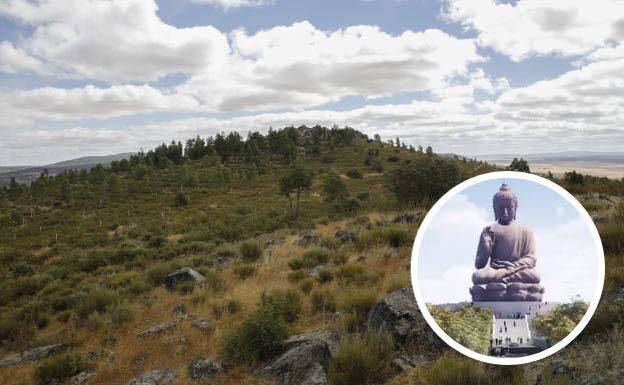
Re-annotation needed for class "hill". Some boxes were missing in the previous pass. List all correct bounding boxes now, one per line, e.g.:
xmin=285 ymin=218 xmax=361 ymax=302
xmin=0 ymin=126 xmax=623 ymax=385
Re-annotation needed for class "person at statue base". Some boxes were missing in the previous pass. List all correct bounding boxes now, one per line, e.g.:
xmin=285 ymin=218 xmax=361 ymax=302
xmin=470 ymin=184 xmax=545 ymax=302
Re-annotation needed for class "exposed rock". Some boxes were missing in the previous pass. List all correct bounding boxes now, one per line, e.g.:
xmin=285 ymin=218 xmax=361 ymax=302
xmin=356 ymin=255 xmax=367 ymax=264
xmin=307 ymin=265 xmax=326 ymax=279
xmin=393 ymin=213 xmax=419 ymax=224
xmin=257 ymin=331 xmax=341 ymax=385
xmin=390 ymin=354 xmax=431 ymax=372
xmin=334 ymin=229 xmax=357 ymax=243
xmin=125 ymin=369 xmax=176 ymax=385
xmin=171 ymin=304 xmax=187 ymax=316
xmin=164 ymin=268 xmax=205 ymax=290
xmin=131 ymin=353 xmax=148 ymax=368
xmin=187 ymin=358 xmax=225 ymax=379
xmin=364 ymin=287 xmax=443 ymax=356
xmin=331 ymin=312 xmax=342 ymax=322
xmin=70 ymin=368 xmax=96 ymax=384
xmin=192 ymin=319 xmax=214 ymax=330
xmin=137 ymin=321 xmax=177 ymax=338
xmin=81 ymin=351 xmax=103 ymax=361
xmin=181 ymin=314 xmax=197 ymax=321
xmin=0 ymin=343 xmax=72 ymax=367
xmin=293 ymin=233 xmax=320 ymax=247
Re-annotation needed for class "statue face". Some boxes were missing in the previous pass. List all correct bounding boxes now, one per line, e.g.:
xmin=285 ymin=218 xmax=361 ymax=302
xmin=494 ymin=197 xmax=516 ymax=224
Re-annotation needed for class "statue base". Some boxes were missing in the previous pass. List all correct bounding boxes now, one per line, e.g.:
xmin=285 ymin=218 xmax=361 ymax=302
xmin=470 ymin=283 xmax=545 ymax=302
xmin=473 ymin=301 xmax=559 ymax=320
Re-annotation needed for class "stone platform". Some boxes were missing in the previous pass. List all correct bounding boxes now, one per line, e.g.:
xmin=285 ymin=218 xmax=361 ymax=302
xmin=473 ymin=301 xmax=559 ymax=320
xmin=470 ymin=282 xmax=545 ymax=302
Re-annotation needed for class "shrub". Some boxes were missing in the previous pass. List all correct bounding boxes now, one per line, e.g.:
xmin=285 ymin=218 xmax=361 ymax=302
xmin=287 ymin=270 xmax=306 ymax=283
xmin=146 ymin=263 xmax=176 ymax=286
xmin=34 ymin=354 xmax=91 ymax=385
xmin=302 ymin=247 xmax=330 ymax=268
xmin=299 ymin=278 xmax=314 ymax=294
xmin=213 ymin=298 xmax=243 ymax=319
xmin=599 ymin=224 xmax=624 ymax=255
xmin=240 ymin=241 xmax=263 ymax=262
xmin=260 ymin=289 xmax=302 ymax=324
xmin=356 ymin=192 xmax=370 ymax=201
xmin=76 ymin=289 xmax=118 ymax=320
xmin=346 ymin=168 xmax=363 ymax=179
xmin=147 ymin=234 xmax=168 ymax=248
xmin=311 ymin=288 xmax=337 ymax=313
xmin=339 ymin=289 xmax=378 ymax=316
xmin=336 ymin=264 xmax=384 ymax=287
xmin=357 ymin=227 xmax=412 ymax=249
xmin=203 ymin=270 xmax=228 ymax=293
xmin=174 ymin=191 xmax=189 ymax=207
xmin=220 ymin=307 xmax=288 ymax=365
xmin=332 ymin=252 xmax=349 ymax=265
xmin=424 ymin=353 xmax=488 ymax=385
xmin=177 ymin=280 xmax=196 ymax=295
xmin=234 ymin=265 xmax=256 ymax=280
xmin=288 ymin=257 xmax=305 ymax=270
xmin=317 ymin=268 xmax=334 ymax=283
xmin=328 ymin=330 xmax=394 ymax=385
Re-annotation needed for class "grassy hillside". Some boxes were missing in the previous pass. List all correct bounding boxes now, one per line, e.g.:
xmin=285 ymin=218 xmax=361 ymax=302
xmin=429 ymin=305 xmax=493 ymax=355
xmin=0 ymin=125 xmax=623 ymax=385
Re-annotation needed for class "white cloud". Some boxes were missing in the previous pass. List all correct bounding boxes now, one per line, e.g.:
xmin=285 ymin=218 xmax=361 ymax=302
xmin=443 ymin=0 xmax=624 ymax=60
xmin=0 ymin=40 xmax=47 ymax=74
xmin=190 ymin=0 xmax=274 ymax=9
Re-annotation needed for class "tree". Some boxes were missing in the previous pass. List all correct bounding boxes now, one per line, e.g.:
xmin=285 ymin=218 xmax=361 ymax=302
xmin=425 ymin=146 xmax=433 ymax=155
xmin=386 ymin=157 xmax=461 ymax=205
xmin=322 ymin=171 xmax=348 ymax=209
xmin=564 ymin=170 xmax=584 ymax=185
xmin=508 ymin=157 xmax=530 ymax=173
xmin=279 ymin=162 xmax=313 ymax=219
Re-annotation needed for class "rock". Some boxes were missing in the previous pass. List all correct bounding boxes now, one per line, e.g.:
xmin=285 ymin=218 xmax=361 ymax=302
xmin=307 ymin=265 xmax=326 ymax=279
xmin=192 ymin=319 xmax=214 ymax=330
xmin=393 ymin=213 xmax=419 ymax=224
xmin=390 ymin=354 xmax=431 ymax=372
xmin=334 ymin=229 xmax=357 ymax=243
xmin=181 ymin=314 xmax=197 ymax=321
xmin=293 ymin=233 xmax=320 ymax=247
xmin=171 ymin=304 xmax=187 ymax=316
xmin=81 ymin=351 xmax=103 ymax=361
xmin=131 ymin=353 xmax=148 ymax=368
xmin=125 ymin=369 xmax=176 ymax=385
xmin=0 ymin=343 xmax=72 ymax=367
xmin=356 ymin=255 xmax=367 ymax=264
xmin=331 ymin=312 xmax=342 ymax=322
xmin=137 ymin=321 xmax=177 ymax=338
xmin=257 ymin=331 xmax=341 ymax=385
xmin=164 ymin=268 xmax=205 ymax=290
xmin=187 ymin=358 xmax=225 ymax=379
xmin=70 ymin=368 xmax=96 ymax=384
xmin=364 ymin=287 xmax=443 ymax=355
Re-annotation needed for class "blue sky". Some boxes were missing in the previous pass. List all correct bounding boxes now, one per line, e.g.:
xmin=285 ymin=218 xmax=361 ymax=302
xmin=1 ymin=0 xmax=623 ymax=165
xmin=416 ymin=178 xmax=600 ymax=304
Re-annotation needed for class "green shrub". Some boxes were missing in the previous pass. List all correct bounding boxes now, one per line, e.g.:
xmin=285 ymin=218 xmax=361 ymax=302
xmin=346 ymin=169 xmax=363 ymax=179
xmin=317 ymin=268 xmax=334 ymax=283
xmin=336 ymin=264 xmax=383 ymax=287
xmin=174 ymin=191 xmax=189 ymax=207
xmin=203 ymin=269 xmax=228 ymax=293
xmin=599 ymin=224 xmax=624 ymax=255
xmin=357 ymin=227 xmax=412 ymax=249
xmin=234 ymin=265 xmax=256 ymax=280
xmin=34 ymin=354 xmax=91 ymax=385
xmin=332 ymin=252 xmax=349 ymax=265
xmin=212 ymin=298 xmax=242 ymax=319
xmin=260 ymin=289 xmax=302 ymax=324
xmin=328 ymin=330 xmax=394 ymax=385
xmin=299 ymin=278 xmax=314 ymax=294
xmin=177 ymin=280 xmax=196 ymax=295
xmin=76 ymin=289 xmax=118 ymax=320
xmin=146 ymin=263 xmax=177 ymax=286
xmin=240 ymin=241 xmax=263 ymax=262
xmin=288 ymin=257 xmax=305 ymax=270
xmin=424 ymin=353 xmax=488 ymax=385
xmin=339 ymin=289 xmax=378 ymax=316
xmin=311 ymin=288 xmax=337 ymax=313
xmin=287 ymin=270 xmax=306 ymax=283
xmin=220 ymin=307 xmax=288 ymax=365
xmin=302 ymin=247 xmax=330 ymax=267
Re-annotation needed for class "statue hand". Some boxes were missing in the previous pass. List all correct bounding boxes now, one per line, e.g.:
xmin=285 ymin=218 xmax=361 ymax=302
xmin=491 ymin=260 xmax=515 ymax=270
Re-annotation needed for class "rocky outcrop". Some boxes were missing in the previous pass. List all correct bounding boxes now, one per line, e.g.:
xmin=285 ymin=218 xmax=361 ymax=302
xmin=393 ymin=213 xmax=419 ymax=224
xmin=70 ymin=368 xmax=97 ymax=384
xmin=164 ymin=268 xmax=205 ymax=290
xmin=334 ymin=229 xmax=357 ymax=243
xmin=293 ymin=233 xmax=320 ymax=247
xmin=137 ymin=321 xmax=177 ymax=338
xmin=364 ymin=287 xmax=443 ymax=356
xmin=0 ymin=343 xmax=72 ymax=367
xmin=257 ymin=331 xmax=341 ymax=385
xmin=187 ymin=358 xmax=225 ymax=380
xmin=125 ymin=369 xmax=175 ymax=385
xmin=192 ymin=319 xmax=214 ymax=330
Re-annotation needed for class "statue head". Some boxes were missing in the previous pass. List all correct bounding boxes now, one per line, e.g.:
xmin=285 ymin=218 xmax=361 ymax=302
xmin=493 ymin=183 xmax=518 ymax=225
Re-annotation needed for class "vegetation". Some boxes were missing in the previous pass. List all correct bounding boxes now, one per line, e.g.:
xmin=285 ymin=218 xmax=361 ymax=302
xmin=533 ymin=301 xmax=589 ymax=344
xmin=429 ymin=305 xmax=493 ymax=355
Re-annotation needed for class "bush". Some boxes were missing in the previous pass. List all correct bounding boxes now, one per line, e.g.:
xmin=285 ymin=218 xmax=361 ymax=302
xmin=339 ymin=289 xmax=378 ymax=316
xmin=260 ymin=289 xmax=302 ymax=324
xmin=76 ymin=289 xmax=118 ymax=320
xmin=357 ymin=227 xmax=412 ymax=249
xmin=332 ymin=252 xmax=349 ymax=265
xmin=174 ymin=191 xmax=189 ymax=207
xmin=302 ymin=247 xmax=330 ymax=268
xmin=386 ymin=156 xmax=460 ymax=204
xmin=220 ymin=307 xmax=288 ymax=365
xmin=346 ymin=169 xmax=363 ymax=179
xmin=146 ymin=263 xmax=177 ymax=286
xmin=336 ymin=264 xmax=383 ymax=287
xmin=288 ymin=257 xmax=305 ymax=270
xmin=311 ymin=288 xmax=337 ymax=313
xmin=34 ymin=354 xmax=91 ymax=385
xmin=299 ymin=278 xmax=314 ymax=294
xmin=328 ymin=330 xmax=394 ymax=385
xmin=240 ymin=241 xmax=263 ymax=262
xmin=317 ymin=268 xmax=334 ymax=283
xmin=599 ymin=224 xmax=624 ymax=255
xmin=203 ymin=270 xmax=228 ymax=293
xmin=234 ymin=265 xmax=256 ymax=280
xmin=287 ymin=270 xmax=306 ymax=283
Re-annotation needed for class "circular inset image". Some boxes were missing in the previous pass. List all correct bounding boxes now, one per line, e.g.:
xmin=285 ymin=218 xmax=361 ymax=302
xmin=411 ymin=171 xmax=604 ymax=365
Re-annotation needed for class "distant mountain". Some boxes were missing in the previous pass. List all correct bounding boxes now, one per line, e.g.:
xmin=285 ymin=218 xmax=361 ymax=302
xmin=0 ymin=153 xmax=135 ymax=185
xmin=475 ymin=151 xmax=624 ymax=162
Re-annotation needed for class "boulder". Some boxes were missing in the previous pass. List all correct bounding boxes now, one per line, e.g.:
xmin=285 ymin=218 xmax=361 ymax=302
xmin=187 ymin=358 xmax=225 ymax=379
xmin=307 ymin=265 xmax=327 ymax=279
xmin=164 ymin=268 xmax=205 ymax=291
xmin=293 ymin=233 xmax=320 ymax=247
xmin=0 ymin=343 xmax=72 ymax=367
xmin=137 ymin=321 xmax=177 ymax=338
xmin=70 ymin=368 xmax=96 ymax=384
xmin=356 ymin=255 xmax=367 ymax=264
xmin=192 ymin=319 xmax=214 ymax=330
xmin=257 ymin=331 xmax=341 ymax=385
xmin=334 ymin=229 xmax=357 ymax=243
xmin=364 ymin=287 xmax=443 ymax=355
xmin=393 ymin=213 xmax=419 ymax=224
xmin=125 ymin=369 xmax=175 ymax=385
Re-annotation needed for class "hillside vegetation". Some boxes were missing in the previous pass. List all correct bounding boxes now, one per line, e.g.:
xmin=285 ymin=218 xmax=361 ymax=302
xmin=0 ymin=125 xmax=623 ymax=385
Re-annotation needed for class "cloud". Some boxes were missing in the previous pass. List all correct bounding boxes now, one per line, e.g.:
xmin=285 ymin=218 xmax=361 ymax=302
xmin=443 ymin=0 xmax=624 ymax=60
xmin=190 ymin=0 xmax=274 ymax=9
xmin=0 ymin=40 xmax=47 ymax=74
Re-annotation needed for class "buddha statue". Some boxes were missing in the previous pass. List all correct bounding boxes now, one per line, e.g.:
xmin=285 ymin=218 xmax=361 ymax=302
xmin=470 ymin=184 xmax=544 ymax=302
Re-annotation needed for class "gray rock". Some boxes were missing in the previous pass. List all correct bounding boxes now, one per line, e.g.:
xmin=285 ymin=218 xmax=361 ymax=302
xmin=364 ymin=287 xmax=443 ymax=355
xmin=257 ymin=331 xmax=341 ymax=385
xmin=192 ymin=319 xmax=214 ymax=330
xmin=164 ymin=268 xmax=205 ymax=290
xmin=307 ymin=265 xmax=326 ymax=279
xmin=293 ymin=233 xmax=320 ymax=247
xmin=131 ymin=353 xmax=148 ymax=368
xmin=81 ymin=351 xmax=102 ymax=361
xmin=356 ymin=255 xmax=367 ymax=264
xmin=0 ymin=343 xmax=72 ymax=367
xmin=171 ymin=304 xmax=187 ymax=316
xmin=393 ymin=213 xmax=419 ymax=224
xmin=334 ymin=229 xmax=357 ymax=243
xmin=137 ymin=321 xmax=177 ymax=338
xmin=70 ymin=368 xmax=96 ymax=384
xmin=125 ymin=369 xmax=175 ymax=385
xmin=187 ymin=358 xmax=225 ymax=379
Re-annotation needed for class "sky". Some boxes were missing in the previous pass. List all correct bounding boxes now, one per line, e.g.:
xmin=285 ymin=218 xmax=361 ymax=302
xmin=416 ymin=178 xmax=600 ymax=304
xmin=1 ymin=0 xmax=624 ymax=165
